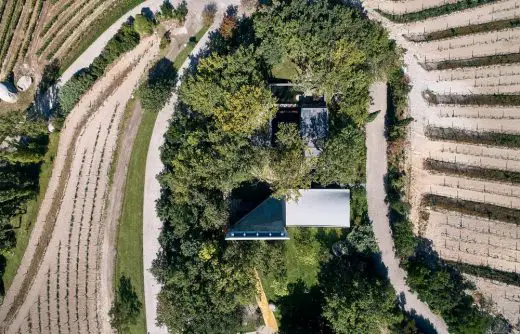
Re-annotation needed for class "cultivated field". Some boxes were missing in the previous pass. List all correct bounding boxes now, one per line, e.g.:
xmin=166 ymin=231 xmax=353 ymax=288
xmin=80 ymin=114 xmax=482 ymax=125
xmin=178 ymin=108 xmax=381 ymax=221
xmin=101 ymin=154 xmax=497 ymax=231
xmin=0 ymin=0 xmax=141 ymax=83
xmin=0 ymin=36 xmax=160 ymax=333
xmin=365 ymin=0 xmax=520 ymax=327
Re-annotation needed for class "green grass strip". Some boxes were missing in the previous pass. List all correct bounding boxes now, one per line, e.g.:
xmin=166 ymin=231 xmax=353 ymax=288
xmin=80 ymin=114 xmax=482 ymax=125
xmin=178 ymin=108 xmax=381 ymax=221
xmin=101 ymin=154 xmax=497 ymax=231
xmin=407 ymin=18 xmax=520 ymax=42
xmin=423 ymin=92 xmax=520 ymax=106
xmin=446 ymin=260 xmax=520 ymax=287
xmin=114 ymin=25 xmax=210 ymax=334
xmin=424 ymin=158 xmax=520 ymax=184
xmin=421 ymin=53 xmax=520 ymax=71
xmin=114 ymin=106 xmax=156 ymax=334
xmin=425 ymin=125 xmax=520 ymax=148
xmin=422 ymin=193 xmax=520 ymax=225
xmin=376 ymin=0 xmax=498 ymax=23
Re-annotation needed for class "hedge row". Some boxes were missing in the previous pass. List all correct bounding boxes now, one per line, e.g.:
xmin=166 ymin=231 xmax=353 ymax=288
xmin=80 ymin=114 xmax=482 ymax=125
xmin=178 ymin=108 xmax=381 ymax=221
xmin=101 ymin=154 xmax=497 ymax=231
xmin=376 ymin=0 xmax=498 ymax=23
xmin=385 ymin=70 xmax=500 ymax=332
xmin=446 ymin=260 xmax=520 ymax=287
xmin=425 ymin=125 xmax=520 ymax=148
xmin=57 ymin=21 xmax=140 ymax=117
xmin=424 ymin=158 xmax=520 ymax=184
xmin=422 ymin=193 xmax=520 ymax=225
xmin=407 ymin=18 xmax=520 ymax=42
xmin=421 ymin=53 xmax=520 ymax=71
xmin=59 ymin=0 xmax=144 ymax=72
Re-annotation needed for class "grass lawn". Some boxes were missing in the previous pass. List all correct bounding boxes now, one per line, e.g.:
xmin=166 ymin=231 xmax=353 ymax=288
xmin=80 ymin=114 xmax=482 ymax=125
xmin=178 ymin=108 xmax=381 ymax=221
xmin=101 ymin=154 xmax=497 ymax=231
xmin=260 ymin=227 xmax=343 ymax=301
xmin=173 ymin=24 xmax=210 ymax=69
xmin=271 ymin=58 xmax=299 ymax=81
xmin=114 ymin=107 xmax=157 ymax=334
xmin=113 ymin=24 xmax=211 ymax=334
xmin=2 ymin=132 xmax=59 ymax=290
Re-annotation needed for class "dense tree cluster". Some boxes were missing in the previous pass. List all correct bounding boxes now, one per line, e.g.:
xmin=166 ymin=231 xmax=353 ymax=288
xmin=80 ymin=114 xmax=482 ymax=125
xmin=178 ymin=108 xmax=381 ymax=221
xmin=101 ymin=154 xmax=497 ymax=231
xmin=0 ymin=111 xmax=49 ymax=300
xmin=153 ymin=1 xmax=404 ymax=332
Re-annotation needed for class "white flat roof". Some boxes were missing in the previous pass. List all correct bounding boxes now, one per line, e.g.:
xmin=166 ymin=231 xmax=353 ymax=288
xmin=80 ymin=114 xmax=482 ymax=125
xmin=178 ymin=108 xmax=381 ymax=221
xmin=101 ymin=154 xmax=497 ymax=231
xmin=285 ymin=189 xmax=350 ymax=227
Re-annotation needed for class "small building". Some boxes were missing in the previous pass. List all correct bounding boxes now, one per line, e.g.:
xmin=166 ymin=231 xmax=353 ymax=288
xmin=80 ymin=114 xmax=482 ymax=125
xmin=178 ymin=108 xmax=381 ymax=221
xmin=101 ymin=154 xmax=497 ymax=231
xmin=269 ymin=83 xmax=328 ymax=157
xmin=0 ymin=82 xmax=18 ymax=103
xmin=300 ymin=107 xmax=328 ymax=157
xmin=226 ymin=189 xmax=350 ymax=241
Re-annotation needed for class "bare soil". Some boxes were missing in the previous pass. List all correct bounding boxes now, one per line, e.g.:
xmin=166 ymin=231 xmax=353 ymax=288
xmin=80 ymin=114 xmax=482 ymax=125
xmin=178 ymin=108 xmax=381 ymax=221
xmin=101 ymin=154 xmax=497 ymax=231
xmin=0 ymin=36 xmax=159 ymax=333
xmin=364 ymin=0 xmax=520 ymax=325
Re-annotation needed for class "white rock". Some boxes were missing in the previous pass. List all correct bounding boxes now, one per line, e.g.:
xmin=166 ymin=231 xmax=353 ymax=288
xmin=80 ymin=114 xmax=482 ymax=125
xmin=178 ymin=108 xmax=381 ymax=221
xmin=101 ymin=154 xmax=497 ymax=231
xmin=16 ymin=76 xmax=33 ymax=92
xmin=0 ymin=83 xmax=18 ymax=103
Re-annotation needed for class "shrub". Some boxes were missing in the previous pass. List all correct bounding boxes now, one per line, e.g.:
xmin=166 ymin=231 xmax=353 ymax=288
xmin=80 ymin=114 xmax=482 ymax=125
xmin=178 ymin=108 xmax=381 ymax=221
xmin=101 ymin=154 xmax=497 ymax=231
xmin=422 ymin=193 xmax=520 ymax=225
xmin=446 ymin=261 xmax=520 ymax=287
xmin=425 ymin=125 xmax=520 ymax=148
xmin=423 ymin=91 xmax=520 ymax=106
xmin=57 ymin=21 xmax=140 ymax=117
xmin=376 ymin=0 xmax=499 ymax=23
xmin=421 ymin=53 xmax=520 ymax=71
xmin=406 ymin=18 xmax=520 ymax=42
xmin=424 ymin=158 xmax=520 ymax=184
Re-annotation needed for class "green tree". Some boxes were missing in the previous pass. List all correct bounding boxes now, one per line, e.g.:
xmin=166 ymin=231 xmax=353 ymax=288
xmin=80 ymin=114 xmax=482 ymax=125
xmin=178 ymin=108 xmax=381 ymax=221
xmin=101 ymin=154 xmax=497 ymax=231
xmin=173 ymin=0 xmax=188 ymax=23
xmin=139 ymin=58 xmax=177 ymax=112
xmin=134 ymin=14 xmax=154 ymax=36
xmin=214 ymin=85 xmax=277 ymax=134
xmin=109 ymin=276 xmax=142 ymax=333
xmin=313 ymin=126 xmax=366 ymax=186
xmin=253 ymin=123 xmax=313 ymax=198
xmin=320 ymin=247 xmax=402 ymax=333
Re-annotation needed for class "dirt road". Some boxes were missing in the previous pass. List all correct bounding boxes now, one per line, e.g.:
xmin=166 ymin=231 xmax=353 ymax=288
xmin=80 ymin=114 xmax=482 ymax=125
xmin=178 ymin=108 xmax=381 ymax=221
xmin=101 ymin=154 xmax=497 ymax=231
xmin=59 ymin=0 xmax=166 ymax=84
xmin=100 ymin=100 xmax=145 ymax=333
xmin=365 ymin=82 xmax=449 ymax=334
xmin=0 ymin=36 xmax=160 ymax=334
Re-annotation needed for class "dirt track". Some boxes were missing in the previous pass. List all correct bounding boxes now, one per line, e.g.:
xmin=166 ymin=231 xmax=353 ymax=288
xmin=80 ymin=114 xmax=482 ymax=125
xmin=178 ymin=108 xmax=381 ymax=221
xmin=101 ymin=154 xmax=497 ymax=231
xmin=366 ymin=82 xmax=449 ymax=333
xmin=364 ymin=0 xmax=520 ymax=325
xmin=0 ymin=36 xmax=159 ymax=334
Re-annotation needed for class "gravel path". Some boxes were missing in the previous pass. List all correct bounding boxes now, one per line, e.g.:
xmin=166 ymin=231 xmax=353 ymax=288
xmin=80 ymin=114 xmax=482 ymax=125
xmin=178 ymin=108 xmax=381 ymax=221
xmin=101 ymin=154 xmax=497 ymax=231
xmin=365 ymin=82 xmax=449 ymax=334
xmin=58 ymin=0 xmax=166 ymax=84
xmin=142 ymin=2 xmax=238 ymax=333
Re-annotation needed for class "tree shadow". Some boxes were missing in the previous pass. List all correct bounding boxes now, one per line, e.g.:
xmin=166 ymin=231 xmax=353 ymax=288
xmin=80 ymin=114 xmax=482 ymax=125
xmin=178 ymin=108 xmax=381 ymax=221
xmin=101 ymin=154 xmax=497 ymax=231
xmin=397 ymin=293 xmax=438 ymax=334
xmin=277 ymin=280 xmax=331 ymax=334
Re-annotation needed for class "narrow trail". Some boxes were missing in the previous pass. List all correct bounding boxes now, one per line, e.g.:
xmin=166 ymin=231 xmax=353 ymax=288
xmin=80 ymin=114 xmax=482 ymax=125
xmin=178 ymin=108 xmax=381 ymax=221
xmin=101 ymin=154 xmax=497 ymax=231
xmin=365 ymin=82 xmax=449 ymax=334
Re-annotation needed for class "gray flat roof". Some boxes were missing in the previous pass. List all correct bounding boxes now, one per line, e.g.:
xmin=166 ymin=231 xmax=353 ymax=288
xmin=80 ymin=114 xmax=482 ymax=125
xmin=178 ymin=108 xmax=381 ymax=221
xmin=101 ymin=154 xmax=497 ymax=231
xmin=285 ymin=189 xmax=350 ymax=227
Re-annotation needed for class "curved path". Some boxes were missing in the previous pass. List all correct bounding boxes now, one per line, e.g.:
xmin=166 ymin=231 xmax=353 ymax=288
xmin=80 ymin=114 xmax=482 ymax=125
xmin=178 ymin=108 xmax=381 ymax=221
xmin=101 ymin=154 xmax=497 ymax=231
xmin=365 ymin=82 xmax=449 ymax=334
xmin=142 ymin=2 xmax=238 ymax=333
xmin=59 ymin=0 xmax=166 ymax=84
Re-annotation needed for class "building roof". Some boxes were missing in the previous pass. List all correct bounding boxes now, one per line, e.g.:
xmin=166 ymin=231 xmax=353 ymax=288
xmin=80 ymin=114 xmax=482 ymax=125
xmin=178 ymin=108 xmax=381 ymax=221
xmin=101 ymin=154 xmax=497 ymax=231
xmin=300 ymin=107 xmax=328 ymax=157
xmin=226 ymin=197 xmax=289 ymax=240
xmin=226 ymin=189 xmax=350 ymax=240
xmin=286 ymin=189 xmax=350 ymax=227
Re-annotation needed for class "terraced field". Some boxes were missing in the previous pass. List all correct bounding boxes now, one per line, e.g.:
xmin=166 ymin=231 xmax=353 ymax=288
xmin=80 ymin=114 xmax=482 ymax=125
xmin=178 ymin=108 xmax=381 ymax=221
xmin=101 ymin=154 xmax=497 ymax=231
xmin=365 ymin=0 xmax=520 ymax=327
xmin=0 ymin=0 xmax=142 ymax=81
xmin=0 ymin=36 xmax=160 ymax=333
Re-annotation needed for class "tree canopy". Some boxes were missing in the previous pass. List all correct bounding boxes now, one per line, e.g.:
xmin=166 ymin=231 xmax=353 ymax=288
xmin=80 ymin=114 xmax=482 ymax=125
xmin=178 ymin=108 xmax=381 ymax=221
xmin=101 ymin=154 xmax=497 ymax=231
xmin=153 ymin=1 xmax=404 ymax=332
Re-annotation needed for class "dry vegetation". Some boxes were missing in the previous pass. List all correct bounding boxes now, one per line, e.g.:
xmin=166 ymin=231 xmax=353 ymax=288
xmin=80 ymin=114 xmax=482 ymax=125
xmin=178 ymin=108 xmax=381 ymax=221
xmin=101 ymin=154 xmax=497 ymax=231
xmin=0 ymin=36 xmax=160 ymax=333
xmin=365 ymin=0 xmax=520 ymax=327
xmin=0 ymin=0 xmax=142 ymax=89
